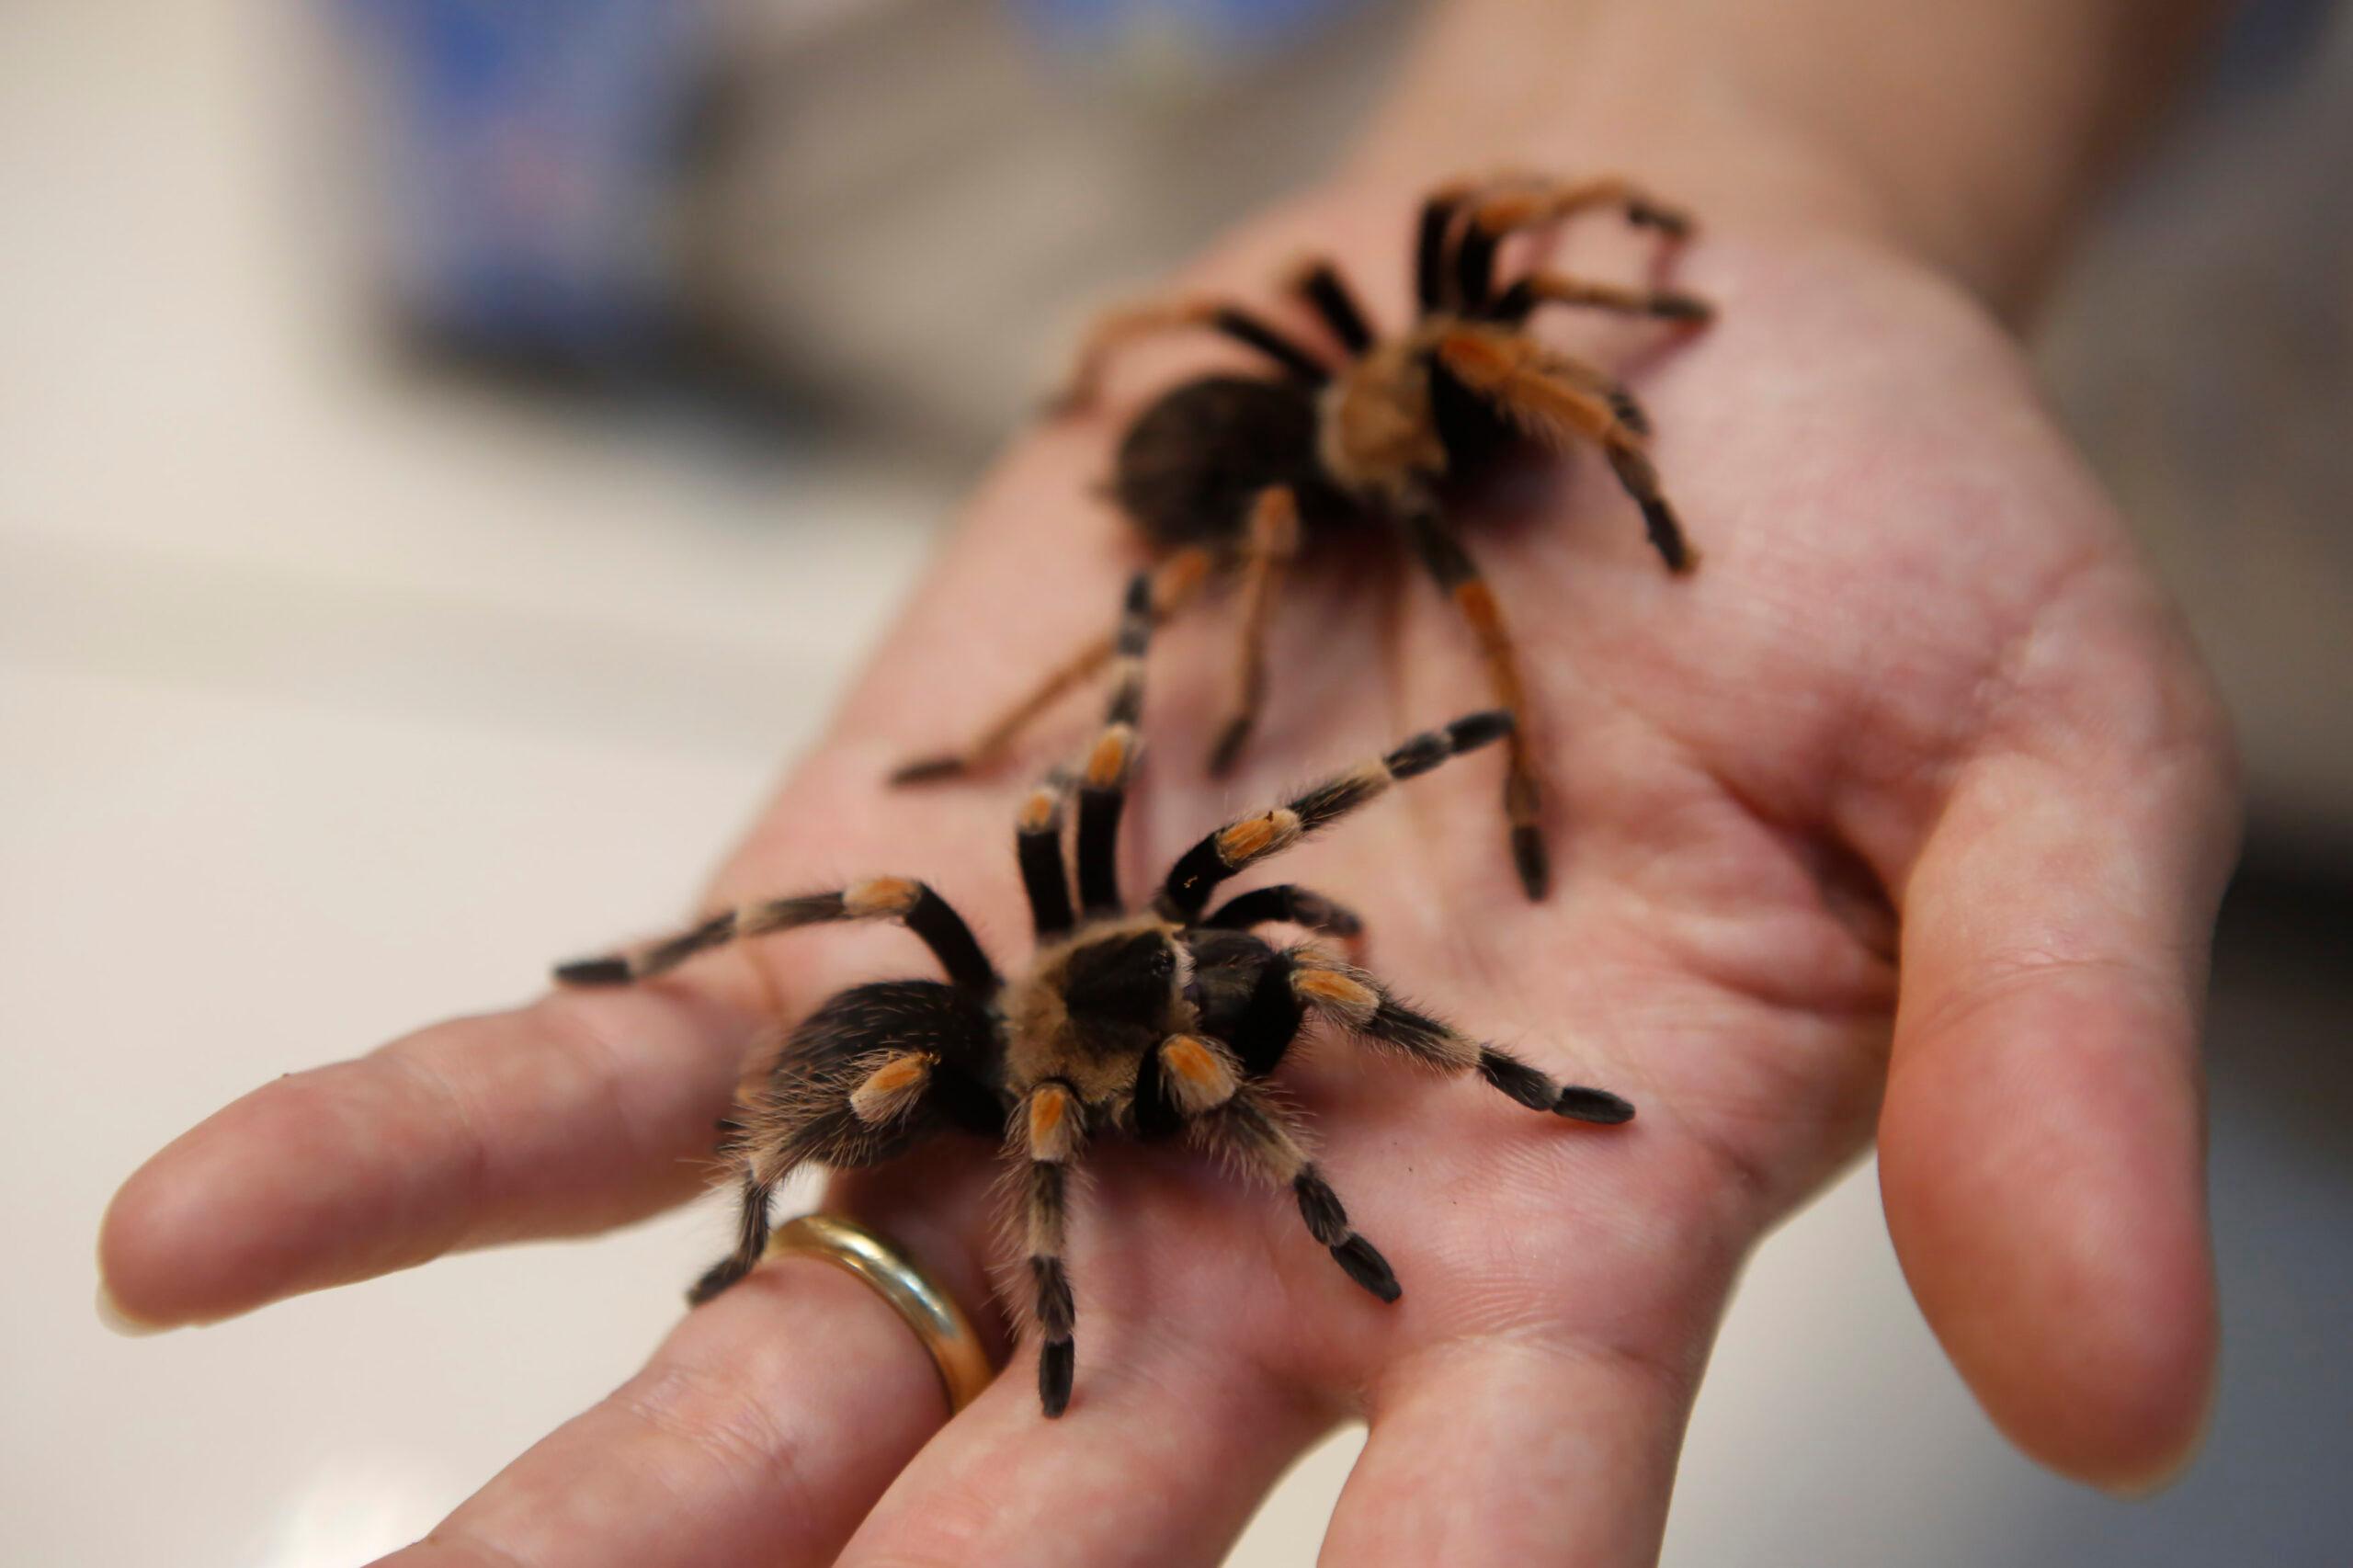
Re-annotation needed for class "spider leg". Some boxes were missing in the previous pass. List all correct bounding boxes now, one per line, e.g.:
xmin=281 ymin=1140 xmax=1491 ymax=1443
xmin=1487 ymin=272 xmax=1713 ymax=329
xmin=1154 ymin=710 xmax=1514 ymax=921
xmin=890 ymin=547 xmax=1212 ymax=784
xmin=1207 ymin=486 xmax=1302 ymax=777
xmin=1436 ymin=326 xmax=1697 ymax=574
xmin=1048 ymin=296 xmax=1333 ymax=415
xmin=1200 ymin=884 xmax=1363 ymax=938
xmin=1017 ymin=769 xmax=1077 ymax=940
xmin=1522 ymin=348 xmax=1654 ymax=437
xmin=1181 ymin=1062 xmax=1399 ymax=1303
xmin=689 ymin=983 xmax=1002 ymax=1303
xmin=1396 ymin=502 xmax=1553 ymax=899
xmin=1075 ymin=571 xmax=1154 ymax=917
xmin=688 ymin=1051 xmax=935 ymax=1302
xmin=1453 ymin=176 xmax=1696 ymax=312
xmin=688 ymin=1167 xmax=779 ymax=1305
xmin=1415 ymin=181 xmax=1474 ymax=314
xmin=1285 ymin=948 xmax=1635 ymax=1124
xmin=1020 ymin=1080 xmax=1084 ymax=1416
xmin=1283 ymin=256 xmax=1375 ymax=354
xmin=553 ymin=876 xmax=999 ymax=996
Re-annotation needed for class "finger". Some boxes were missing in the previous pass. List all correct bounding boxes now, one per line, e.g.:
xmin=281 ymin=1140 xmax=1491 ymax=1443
xmin=372 ymin=1163 xmax=1005 ymax=1568
xmin=835 ymin=1159 xmax=1330 ymax=1568
xmin=1318 ymin=1336 xmax=1696 ymax=1568
xmin=99 ymin=982 xmax=758 ymax=1327
xmin=837 ymin=1341 xmax=1322 ymax=1568
xmin=1879 ymin=641 xmax=2237 ymax=1491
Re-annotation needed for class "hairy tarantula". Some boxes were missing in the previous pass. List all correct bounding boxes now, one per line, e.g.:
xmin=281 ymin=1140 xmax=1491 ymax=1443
xmin=892 ymin=172 xmax=1713 ymax=902
xmin=557 ymin=576 xmax=1635 ymax=1417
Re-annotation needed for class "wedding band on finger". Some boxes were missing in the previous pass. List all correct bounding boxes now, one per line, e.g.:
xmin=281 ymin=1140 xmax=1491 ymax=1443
xmin=765 ymin=1213 xmax=996 ymax=1414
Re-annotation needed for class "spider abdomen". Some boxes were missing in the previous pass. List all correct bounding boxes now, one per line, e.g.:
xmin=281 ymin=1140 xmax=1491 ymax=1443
xmin=1112 ymin=375 xmax=1348 ymax=551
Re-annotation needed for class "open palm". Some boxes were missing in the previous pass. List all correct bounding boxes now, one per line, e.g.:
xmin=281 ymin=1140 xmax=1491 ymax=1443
xmin=100 ymin=191 xmax=2236 ymax=1567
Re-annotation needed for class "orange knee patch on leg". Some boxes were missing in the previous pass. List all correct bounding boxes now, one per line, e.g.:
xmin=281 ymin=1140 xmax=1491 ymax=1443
xmin=1028 ymin=1084 xmax=1080 ymax=1162
xmin=849 ymin=1053 xmax=935 ymax=1124
xmin=1292 ymin=967 xmax=1380 ymax=1026
xmin=1018 ymin=785 xmax=1063 ymax=833
xmin=846 ymin=876 xmax=921 ymax=918
xmin=1217 ymin=809 xmax=1302 ymax=868
xmin=1084 ymin=723 xmax=1139 ymax=789
xmin=1472 ymin=191 xmax=1545 ymax=232
xmin=1159 ymin=1035 xmax=1239 ymax=1114
xmin=1436 ymin=330 xmax=1519 ymax=388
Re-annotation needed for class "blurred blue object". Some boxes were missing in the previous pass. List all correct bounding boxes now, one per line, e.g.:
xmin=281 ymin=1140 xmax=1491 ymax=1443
xmin=338 ymin=0 xmax=708 ymax=368
xmin=1015 ymin=0 xmax=1363 ymax=67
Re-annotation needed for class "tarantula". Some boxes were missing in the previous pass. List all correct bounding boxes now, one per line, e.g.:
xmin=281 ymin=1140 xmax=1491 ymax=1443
xmin=892 ymin=172 xmax=1712 ymax=902
xmin=557 ymin=576 xmax=1635 ymax=1416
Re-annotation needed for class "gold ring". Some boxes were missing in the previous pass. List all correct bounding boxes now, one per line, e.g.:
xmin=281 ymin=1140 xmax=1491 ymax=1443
xmin=765 ymin=1213 xmax=995 ymax=1414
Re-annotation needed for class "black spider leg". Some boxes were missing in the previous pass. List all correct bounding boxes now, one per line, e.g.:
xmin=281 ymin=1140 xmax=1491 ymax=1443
xmin=1075 ymin=571 xmax=1154 ymax=919
xmin=1211 ymin=309 xmax=1333 ymax=386
xmin=691 ymin=1165 xmax=780 ymax=1305
xmin=1018 ymin=767 xmax=1077 ymax=939
xmin=1415 ymin=187 xmax=1469 ymax=315
xmin=1285 ymin=948 xmax=1635 ymax=1124
xmin=1201 ymin=885 xmax=1363 ymax=938
xmin=1055 ymin=300 xmax=1331 ymax=414
xmin=1470 ymin=278 xmax=1709 ymax=448
xmin=1288 ymin=258 xmax=1374 ymax=355
xmin=1454 ymin=176 xmax=1697 ymax=321
xmin=1021 ymin=1080 xmax=1084 ymax=1416
xmin=555 ymin=877 xmax=1000 ymax=998
xmin=1455 ymin=214 xmax=1504 ymax=316
xmin=1486 ymin=275 xmax=1713 ymax=330
xmin=1155 ymin=710 xmax=1514 ymax=922
xmin=1206 ymin=1081 xmax=1399 ymax=1302
xmin=1431 ymin=331 xmax=1696 ymax=576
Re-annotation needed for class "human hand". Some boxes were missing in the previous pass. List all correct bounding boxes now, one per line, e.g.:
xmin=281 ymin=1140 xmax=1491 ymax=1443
xmin=97 ymin=154 xmax=2237 ymax=1563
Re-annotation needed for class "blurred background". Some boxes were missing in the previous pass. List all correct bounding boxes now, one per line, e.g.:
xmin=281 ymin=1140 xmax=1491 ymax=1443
xmin=4 ymin=0 xmax=2348 ymax=1562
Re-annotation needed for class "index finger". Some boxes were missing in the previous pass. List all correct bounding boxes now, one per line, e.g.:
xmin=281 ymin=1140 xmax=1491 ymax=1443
xmin=98 ymin=981 xmax=758 ymax=1328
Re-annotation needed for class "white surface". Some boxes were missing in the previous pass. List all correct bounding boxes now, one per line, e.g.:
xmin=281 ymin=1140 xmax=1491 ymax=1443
xmin=4 ymin=3 xmax=2347 ymax=1564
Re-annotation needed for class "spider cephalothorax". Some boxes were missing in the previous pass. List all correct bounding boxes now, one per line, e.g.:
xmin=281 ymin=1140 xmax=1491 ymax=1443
xmin=893 ymin=172 xmax=1714 ymax=903
xmin=559 ymin=576 xmax=1635 ymax=1417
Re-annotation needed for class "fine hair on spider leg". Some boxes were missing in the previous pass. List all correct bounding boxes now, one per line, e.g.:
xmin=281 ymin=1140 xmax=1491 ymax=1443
xmin=1191 ymin=1082 xmax=1401 ymax=1302
xmin=1286 ymin=949 xmax=1636 ymax=1125
xmin=1154 ymin=708 xmax=1516 ymax=922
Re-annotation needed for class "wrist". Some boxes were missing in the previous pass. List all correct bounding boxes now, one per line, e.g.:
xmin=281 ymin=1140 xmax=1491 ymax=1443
xmin=1347 ymin=0 xmax=2218 ymax=320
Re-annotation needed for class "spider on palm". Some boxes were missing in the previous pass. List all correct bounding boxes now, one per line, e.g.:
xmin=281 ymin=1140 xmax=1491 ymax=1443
xmin=557 ymin=576 xmax=1635 ymax=1417
xmin=892 ymin=172 xmax=1713 ymax=901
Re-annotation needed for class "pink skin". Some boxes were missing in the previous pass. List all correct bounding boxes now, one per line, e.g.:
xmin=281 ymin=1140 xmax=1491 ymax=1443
xmin=99 ymin=187 xmax=2236 ymax=1566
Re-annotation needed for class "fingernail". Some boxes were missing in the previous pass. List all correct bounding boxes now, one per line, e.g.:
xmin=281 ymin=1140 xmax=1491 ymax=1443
xmin=96 ymin=1279 xmax=174 ymax=1337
